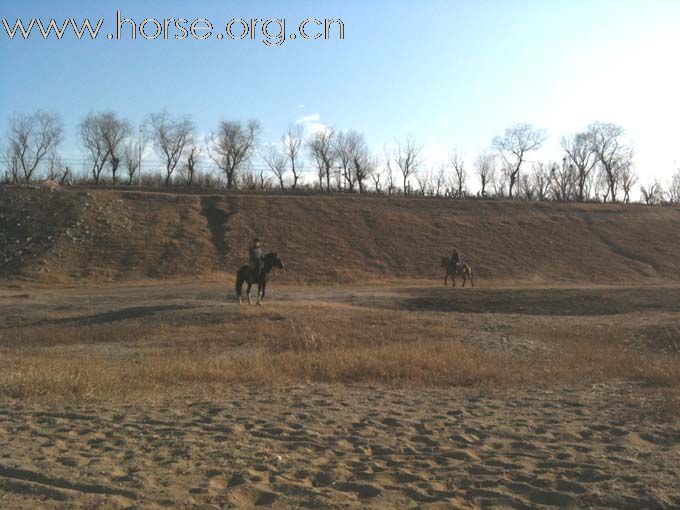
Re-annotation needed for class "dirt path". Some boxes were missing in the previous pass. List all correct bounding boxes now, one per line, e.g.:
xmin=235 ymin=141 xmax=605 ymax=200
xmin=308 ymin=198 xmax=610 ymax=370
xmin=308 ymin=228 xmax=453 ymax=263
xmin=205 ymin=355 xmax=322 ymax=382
xmin=3 ymin=280 xmax=680 ymax=329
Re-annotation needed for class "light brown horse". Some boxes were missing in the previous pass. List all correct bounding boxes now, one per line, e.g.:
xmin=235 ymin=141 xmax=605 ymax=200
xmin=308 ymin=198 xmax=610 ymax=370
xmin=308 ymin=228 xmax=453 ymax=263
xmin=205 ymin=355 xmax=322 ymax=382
xmin=441 ymin=256 xmax=474 ymax=287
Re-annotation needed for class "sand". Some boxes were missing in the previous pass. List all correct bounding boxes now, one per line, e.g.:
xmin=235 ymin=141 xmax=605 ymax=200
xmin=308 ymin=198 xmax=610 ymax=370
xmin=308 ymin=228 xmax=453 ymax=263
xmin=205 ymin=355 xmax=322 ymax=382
xmin=1 ymin=383 xmax=679 ymax=509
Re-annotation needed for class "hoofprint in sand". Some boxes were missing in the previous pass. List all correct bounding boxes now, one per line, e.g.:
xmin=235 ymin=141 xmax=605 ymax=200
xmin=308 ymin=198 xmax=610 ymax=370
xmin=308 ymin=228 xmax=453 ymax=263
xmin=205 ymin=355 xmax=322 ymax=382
xmin=1 ymin=383 xmax=679 ymax=510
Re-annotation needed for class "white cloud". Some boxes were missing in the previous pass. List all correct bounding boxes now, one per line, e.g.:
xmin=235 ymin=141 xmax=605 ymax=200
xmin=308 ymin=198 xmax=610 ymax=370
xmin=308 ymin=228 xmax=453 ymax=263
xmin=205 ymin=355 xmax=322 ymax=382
xmin=296 ymin=114 xmax=320 ymax=124
xmin=295 ymin=113 xmax=329 ymax=136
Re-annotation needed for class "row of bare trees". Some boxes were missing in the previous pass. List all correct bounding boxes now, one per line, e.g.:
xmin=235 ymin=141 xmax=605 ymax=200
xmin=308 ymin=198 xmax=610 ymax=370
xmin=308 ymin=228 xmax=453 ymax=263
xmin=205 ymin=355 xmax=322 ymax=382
xmin=0 ymin=111 xmax=422 ymax=195
xmin=3 ymin=110 xmax=680 ymax=205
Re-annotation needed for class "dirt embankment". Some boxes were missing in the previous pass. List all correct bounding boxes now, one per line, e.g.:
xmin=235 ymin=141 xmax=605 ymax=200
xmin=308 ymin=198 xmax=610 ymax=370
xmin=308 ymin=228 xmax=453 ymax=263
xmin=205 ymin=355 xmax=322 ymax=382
xmin=1 ymin=186 xmax=679 ymax=284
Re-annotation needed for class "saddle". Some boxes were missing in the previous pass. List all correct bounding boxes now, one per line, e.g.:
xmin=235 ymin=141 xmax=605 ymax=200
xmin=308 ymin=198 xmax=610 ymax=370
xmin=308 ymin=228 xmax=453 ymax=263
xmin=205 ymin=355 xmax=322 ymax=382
xmin=248 ymin=266 xmax=263 ymax=281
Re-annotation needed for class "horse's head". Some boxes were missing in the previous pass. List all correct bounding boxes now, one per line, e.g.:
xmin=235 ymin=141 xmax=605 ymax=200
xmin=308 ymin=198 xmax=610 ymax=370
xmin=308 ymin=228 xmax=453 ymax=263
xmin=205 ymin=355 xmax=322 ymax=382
xmin=264 ymin=252 xmax=284 ymax=270
xmin=441 ymin=256 xmax=450 ymax=268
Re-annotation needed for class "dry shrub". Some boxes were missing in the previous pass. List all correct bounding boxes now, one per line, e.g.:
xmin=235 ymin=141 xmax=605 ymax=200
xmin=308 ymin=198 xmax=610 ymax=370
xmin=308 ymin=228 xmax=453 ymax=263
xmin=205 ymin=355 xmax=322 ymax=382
xmin=0 ymin=358 xmax=121 ymax=400
xmin=0 ymin=341 xmax=513 ymax=401
xmin=270 ymin=341 xmax=514 ymax=386
xmin=272 ymin=319 xmax=339 ymax=352
xmin=519 ymin=324 xmax=680 ymax=387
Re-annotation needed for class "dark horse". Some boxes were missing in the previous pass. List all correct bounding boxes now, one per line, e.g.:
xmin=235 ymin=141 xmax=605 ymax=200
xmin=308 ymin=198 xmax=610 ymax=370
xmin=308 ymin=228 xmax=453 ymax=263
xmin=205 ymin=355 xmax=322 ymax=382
xmin=236 ymin=252 xmax=284 ymax=305
xmin=441 ymin=256 xmax=474 ymax=287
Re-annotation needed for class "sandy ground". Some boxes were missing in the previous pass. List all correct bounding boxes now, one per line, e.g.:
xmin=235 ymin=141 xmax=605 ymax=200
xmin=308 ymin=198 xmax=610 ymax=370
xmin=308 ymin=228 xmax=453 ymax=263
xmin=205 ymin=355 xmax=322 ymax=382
xmin=1 ymin=280 xmax=680 ymax=509
xmin=2 ymin=384 xmax=680 ymax=509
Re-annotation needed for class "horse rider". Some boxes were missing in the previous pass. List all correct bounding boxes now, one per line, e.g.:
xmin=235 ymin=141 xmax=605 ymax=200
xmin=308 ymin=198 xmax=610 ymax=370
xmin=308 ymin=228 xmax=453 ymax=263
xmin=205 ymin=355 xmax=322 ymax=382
xmin=450 ymin=249 xmax=462 ymax=274
xmin=249 ymin=238 xmax=264 ymax=279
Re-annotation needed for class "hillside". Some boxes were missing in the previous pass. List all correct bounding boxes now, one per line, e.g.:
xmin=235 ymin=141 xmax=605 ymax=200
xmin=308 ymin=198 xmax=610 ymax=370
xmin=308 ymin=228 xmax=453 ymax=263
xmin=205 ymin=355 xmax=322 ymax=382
xmin=1 ymin=186 xmax=680 ymax=284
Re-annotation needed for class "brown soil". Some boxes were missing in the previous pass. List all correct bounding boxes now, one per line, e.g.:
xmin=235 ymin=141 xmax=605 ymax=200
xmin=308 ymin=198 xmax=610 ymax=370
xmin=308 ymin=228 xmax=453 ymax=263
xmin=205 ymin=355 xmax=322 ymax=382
xmin=2 ymin=187 xmax=679 ymax=284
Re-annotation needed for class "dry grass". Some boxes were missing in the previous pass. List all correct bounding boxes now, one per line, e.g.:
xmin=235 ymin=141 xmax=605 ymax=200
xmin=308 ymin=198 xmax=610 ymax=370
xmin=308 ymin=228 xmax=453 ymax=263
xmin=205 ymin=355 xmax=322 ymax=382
xmin=2 ymin=300 xmax=679 ymax=404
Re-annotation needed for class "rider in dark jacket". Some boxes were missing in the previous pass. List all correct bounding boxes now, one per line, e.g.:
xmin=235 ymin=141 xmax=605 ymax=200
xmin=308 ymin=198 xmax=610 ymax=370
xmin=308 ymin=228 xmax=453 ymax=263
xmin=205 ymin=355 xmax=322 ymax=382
xmin=450 ymin=249 xmax=462 ymax=273
xmin=249 ymin=238 xmax=264 ymax=279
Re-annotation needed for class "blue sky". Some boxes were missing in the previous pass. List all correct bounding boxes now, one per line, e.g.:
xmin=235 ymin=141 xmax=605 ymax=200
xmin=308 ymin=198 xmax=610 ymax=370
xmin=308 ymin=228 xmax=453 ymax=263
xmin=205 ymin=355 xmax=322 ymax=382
xmin=1 ymin=0 xmax=679 ymax=185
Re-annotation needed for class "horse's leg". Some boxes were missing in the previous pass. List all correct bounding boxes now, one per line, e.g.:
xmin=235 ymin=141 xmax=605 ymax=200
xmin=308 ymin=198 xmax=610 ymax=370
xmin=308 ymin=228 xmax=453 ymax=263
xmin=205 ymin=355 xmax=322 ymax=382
xmin=247 ymin=282 xmax=253 ymax=305
xmin=256 ymin=281 xmax=262 ymax=306
xmin=444 ymin=272 xmax=449 ymax=287
xmin=260 ymin=281 xmax=267 ymax=302
xmin=236 ymin=275 xmax=243 ymax=304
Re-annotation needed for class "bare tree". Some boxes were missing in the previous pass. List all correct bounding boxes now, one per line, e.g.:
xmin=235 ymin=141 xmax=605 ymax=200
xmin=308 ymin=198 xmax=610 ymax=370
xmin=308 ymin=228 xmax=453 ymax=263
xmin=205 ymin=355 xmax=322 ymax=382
xmin=1 ymin=141 xmax=20 ymax=183
xmin=549 ymin=159 xmax=577 ymax=201
xmin=586 ymin=122 xmax=634 ymax=203
xmin=594 ymin=166 xmax=612 ymax=203
xmin=40 ymin=150 xmax=69 ymax=186
xmin=257 ymin=169 xmax=272 ymax=191
xmin=6 ymin=111 xmax=63 ymax=183
xmin=371 ymin=166 xmax=383 ymax=194
xmin=383 ymin=148 xmax=397 ymax=195
xmin=347 ymin=132 xmax=374 ymax=193
xmin=207 ymin=120 xmax=260 ymax=189
xmin=149 ymin=111 xmax=194 ymax=187
xmin=393 ymin=136 xmax=423 ymax=194
xmin=238 ymin=170 xmax=262 ymax=190
xmin=640 ymin=180 xmax=664 ymax=205
xmin=474 ymin=151 xmax=494 ymax=198
xmin=531 ymin=162 xmax=551 ymax=201
xmin=100 ymin=112 xmax=131 ymax=185
xmin=80 ymin=112 xmax=110 ymax=184
xmin=282 ymin=123 xmax=304 ymax=190
xmin=433 ymin=164 xmax=446 ymax=197
xmin=449 ymin=149 xmax=466 ymax=198
xmin=518 ymin=173 xmax=536 ymax=200
xmin=667 ymin=169 xmax=680 ymax=203
xmin=334 ymin=131 xmax=357 ymax=191
xmin=307 ymin=129 xmax=336 ymax=192
xmin=58 ymin=166 xmax=72 ymax=186
xmin=491 ymin=163 xmax=509 ymax=198
xmin=620 ymin=163 xmax=637 ymax=203
xmin=262 ymin=143 xmax=288 ymax=189
xmin=123 ymin=140 xmax=141 ymax=186
xmin=492 ymin=123 xmax=546 ymax=199
xmin=45 ymin=150 xmax=61 ymax=181
xmin=182 ymin=144 xmax=201 ymax=187
xmin=415 ymin=168 xmax=432 ymax=195
xmin=562 ymin=132 xmax=596 ymax=202
xmin=333 ymin=164 xmax=343 ymax=190
xmin=79 ymin=111 xmax=132 ymax=184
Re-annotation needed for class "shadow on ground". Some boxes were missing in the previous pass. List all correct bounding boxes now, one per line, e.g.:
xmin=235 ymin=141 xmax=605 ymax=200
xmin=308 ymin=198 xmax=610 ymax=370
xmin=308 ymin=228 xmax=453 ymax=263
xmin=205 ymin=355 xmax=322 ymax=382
xmin=391 ymin=287 xmax=680 ymax=316
xmin=28 ymin=304 xmax=197 ymax=327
